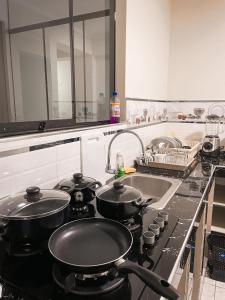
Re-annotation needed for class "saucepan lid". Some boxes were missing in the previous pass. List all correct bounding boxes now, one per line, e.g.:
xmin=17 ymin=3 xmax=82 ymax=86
xmin=96 ymin=182 xmax=142 ymax=203
xmin=0 ymin=186 xmax=70 ymax=220
xmin=55 ymin=173 xmax=97 ymax=192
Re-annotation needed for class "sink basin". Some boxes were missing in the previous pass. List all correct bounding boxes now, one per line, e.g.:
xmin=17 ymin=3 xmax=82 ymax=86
xmin=117 ymin=173 xmax=181 ymax=210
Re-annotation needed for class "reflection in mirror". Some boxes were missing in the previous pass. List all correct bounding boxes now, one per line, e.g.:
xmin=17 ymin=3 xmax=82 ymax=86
xmin=75 ymin=16 xmax=110 ymax=123
xmin=8 ymin=0 xmax=69 ymax=28
xmin=73 ymin=0 xmax=110 ymax=16
xmin=74 ymin=22 xmax=85 ymax=123
xmin=11 ymin=30 xmax=48 ymax=121
xmin=45 ymin=24 xmax=72 ymax=120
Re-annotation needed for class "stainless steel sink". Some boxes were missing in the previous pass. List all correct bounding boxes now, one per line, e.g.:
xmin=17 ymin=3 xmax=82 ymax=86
xmin=117 ymin=173 xmax=181 ymax=210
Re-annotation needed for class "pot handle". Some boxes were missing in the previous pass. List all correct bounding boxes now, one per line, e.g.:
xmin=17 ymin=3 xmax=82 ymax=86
xmin=134 ymin=197 xmax=153 ymax=207
xmin=88 ymin=181 xmax=102 ymax=192
xmin=116 ymin=259 xmax=179 ymax=300
xmin=0 ymin=220 xmax=8 ymax=234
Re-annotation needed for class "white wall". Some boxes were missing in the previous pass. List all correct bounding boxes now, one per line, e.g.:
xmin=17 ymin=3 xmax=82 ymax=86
xmin=125 ymin=0 xmax=225 ymax=101
xmin=125 ymin=0 xmax=171 ymax=100
xmin=168 ymin=0 xmax=225 ymax=101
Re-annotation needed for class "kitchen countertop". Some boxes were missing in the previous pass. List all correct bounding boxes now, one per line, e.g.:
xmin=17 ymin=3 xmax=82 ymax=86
xmin=137 ymin=157 xmax=225 ymax=299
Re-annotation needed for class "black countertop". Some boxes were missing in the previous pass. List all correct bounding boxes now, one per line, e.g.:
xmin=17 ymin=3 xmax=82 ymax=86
xmin=139 ymin=158 xmax=225 ymax=299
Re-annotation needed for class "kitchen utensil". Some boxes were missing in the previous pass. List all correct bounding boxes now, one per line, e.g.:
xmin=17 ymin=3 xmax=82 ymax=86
xmin=154 ymin=154 xmax=166 ymax=163
xmin=193 ymin=108 xmax=205 ymax=119
xmin=147 ymin=137 xmax=182 ymax=154
xmin=0 ymin=187 xmax=70 ymax=248
xmin=55 ymin=173 xmax=102 ymax=204
xmin=96 ymin=182 xmax=151 ymax=220
xmin=48 ymin=218 xmax=179 ymax=300
xmin=208 ymin=104 xmax=224 ymax=118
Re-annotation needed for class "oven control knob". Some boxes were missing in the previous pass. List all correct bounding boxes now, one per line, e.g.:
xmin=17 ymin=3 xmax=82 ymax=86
xmin=148 ymin=223 xmax=160 ymax=238
xmin=158 ymin=211 xmax=169 ymax=224
xmin=143 ymin=231 xmax=155 ymax=246
xmin=153 ymin=217 xmax=165 ymax=230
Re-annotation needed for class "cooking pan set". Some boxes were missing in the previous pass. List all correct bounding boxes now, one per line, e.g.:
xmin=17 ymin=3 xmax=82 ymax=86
xmin=0 ymin=173 xmax=179 ymax=300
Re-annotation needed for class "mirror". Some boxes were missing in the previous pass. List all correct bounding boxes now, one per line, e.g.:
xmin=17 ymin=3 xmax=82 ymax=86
xmin=0 ymin=0 xmax=113 ymax=127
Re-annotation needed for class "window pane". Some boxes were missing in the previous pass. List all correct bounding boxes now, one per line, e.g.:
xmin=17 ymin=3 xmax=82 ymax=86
xmin=8 ymin=0 xmax=69 ymax=29
xmin=45 ymin=24 xmax=72 ymax=120
xmin=74 ymin=22 xmax=85 ymax=123
xmin=73 ymin=0 xmax=110 ymax=16
xmin=10 ymin=30 xmax=47 ymax=121
xmin=84 ymin=16 xmax=110 ymax=122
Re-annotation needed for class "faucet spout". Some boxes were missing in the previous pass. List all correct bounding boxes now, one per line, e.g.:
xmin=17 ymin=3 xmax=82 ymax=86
xmin=105 ymin=129 xmax=145 ymax=174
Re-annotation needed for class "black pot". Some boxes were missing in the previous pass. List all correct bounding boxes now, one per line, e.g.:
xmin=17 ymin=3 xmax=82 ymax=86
xmin=96 ymin=182 xmax=149 ymax=220
xmin=0 ymin=186 xmax=70 ymax=247
xmin=55 ymin=173 xmax=102 ymax=205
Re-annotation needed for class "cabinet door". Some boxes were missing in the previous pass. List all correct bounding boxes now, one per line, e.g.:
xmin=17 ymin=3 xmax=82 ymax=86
xmin=191 ymin=205 xmax=206 ymax=300
xmin=177 ymin=250 xmax=191 ymax=300
xmin=206 ymin=178 xmax=215 ymax=233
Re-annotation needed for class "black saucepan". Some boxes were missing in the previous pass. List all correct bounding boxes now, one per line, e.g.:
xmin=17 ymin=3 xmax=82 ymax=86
xmin=48 ymin=218 xmax=179 ymax=300
xmin=55 ymin=173 xmax=102 ymax=205
xmin=0 ymin=186 xmax=70 ymax=249
xmin=96 ymin=182 xmax=151 ymax=220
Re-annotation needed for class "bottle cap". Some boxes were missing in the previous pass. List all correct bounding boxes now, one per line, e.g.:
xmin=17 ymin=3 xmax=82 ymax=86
xmin=112 ymin=91 xmax=118 ymax=96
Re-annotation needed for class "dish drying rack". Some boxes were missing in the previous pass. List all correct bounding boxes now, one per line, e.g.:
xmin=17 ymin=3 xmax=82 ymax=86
xmin=136 ymin=140 xmax=201 ymax=172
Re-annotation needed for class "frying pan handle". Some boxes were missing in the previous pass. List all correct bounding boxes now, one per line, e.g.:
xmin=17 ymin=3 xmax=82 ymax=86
xmin=116 ymin=259 xmax=180 ymax=300
xmin=134 ymin=197 xmax=153 ymax=207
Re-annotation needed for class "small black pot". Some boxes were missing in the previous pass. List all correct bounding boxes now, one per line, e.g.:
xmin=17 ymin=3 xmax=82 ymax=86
xmin=0 ymin=186 xmax=70 ymax=250
xmin=96 ymin=182 xmax=150 ymax=220
xmin=55 ymin=173 xmax=102 ymax=205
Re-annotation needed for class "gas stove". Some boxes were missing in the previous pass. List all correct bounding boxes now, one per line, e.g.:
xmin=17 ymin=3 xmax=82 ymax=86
xmin=0 ymin=199 xmax=179 ymax=300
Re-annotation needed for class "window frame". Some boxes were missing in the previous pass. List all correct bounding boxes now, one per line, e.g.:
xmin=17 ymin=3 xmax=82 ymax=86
xmin=0 ymin=0 xmax=115 ymax=138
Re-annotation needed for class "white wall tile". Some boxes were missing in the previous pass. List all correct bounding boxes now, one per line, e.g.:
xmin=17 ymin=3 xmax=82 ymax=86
xmin=57 ymin=156 xmax=81 ymax=180
xmin=56 ymin=142 xmax=80 ymax=161
xmin=14 ymin=163 xmax=57 ymax=192
xmin=0 ymin=177 xmax=15 ymax=198
xmin=81 ymin=132 xmax=106 ymax=183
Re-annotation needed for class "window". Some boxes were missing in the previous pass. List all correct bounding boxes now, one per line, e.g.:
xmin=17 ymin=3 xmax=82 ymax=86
xmin=0 ymin=0 xmax=115 ymax=136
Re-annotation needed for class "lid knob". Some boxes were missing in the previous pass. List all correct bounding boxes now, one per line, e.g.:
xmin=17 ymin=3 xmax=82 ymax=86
xmin=73 ymin=173 xmax=83 ymax=182
xmin=113 ymin=182 xmax=124 ymax=190
xmin=26 ymin=186 xmax=40 ymax=195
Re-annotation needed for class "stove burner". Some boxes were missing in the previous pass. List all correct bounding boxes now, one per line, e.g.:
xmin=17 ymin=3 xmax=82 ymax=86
xmin=52 ymin=264 xmax=128 ymax=297
xmin=69 ymin=203 xmax=95 ymax=220
xmin=3 ymin=239 xmax=48 ymax=257
xmin=120 ymin=214 xmax=143 ymax=239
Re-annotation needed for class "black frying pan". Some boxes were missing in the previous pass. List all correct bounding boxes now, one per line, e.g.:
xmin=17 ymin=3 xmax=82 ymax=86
xmin=48 ymin=218 xmax=179 ymax=300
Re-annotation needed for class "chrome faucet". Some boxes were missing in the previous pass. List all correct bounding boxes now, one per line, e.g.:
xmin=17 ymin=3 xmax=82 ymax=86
xmin=105 ymin=129 xmax=145 ymax=174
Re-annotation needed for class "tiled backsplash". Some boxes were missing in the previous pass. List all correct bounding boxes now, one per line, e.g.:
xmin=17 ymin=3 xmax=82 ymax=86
xmin=1 ymin=98 xmax=225 ymax=199
xmin=0 ymin=122 xmax=166 ymax=198
xmin=126 ymin=99 xmax=167 ymax=126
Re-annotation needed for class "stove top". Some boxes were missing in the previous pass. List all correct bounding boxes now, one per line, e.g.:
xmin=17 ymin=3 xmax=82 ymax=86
xmin=0 ymin=199 xmax=179 ymax=300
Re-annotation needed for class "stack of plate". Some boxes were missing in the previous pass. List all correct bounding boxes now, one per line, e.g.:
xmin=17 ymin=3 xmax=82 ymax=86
xmin=146 ymin=136 xmax=182 ymax=154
